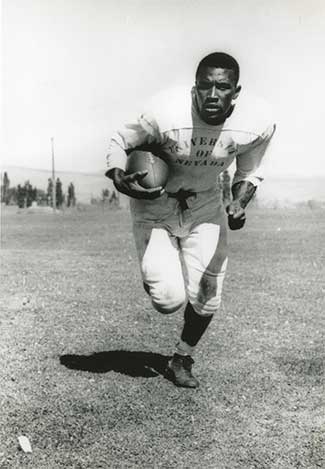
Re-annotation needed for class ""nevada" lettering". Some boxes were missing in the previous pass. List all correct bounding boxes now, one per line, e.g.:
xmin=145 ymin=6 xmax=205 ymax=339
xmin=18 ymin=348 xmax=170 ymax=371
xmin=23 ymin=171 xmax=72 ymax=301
xmin=175 ymin=159 xmax=225 ymax=167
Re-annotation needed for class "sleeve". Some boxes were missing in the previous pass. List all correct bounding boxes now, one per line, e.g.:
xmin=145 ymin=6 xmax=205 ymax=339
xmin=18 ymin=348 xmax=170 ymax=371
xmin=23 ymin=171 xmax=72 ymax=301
xmin=106 ymin=112 xmax=163 ymax=172
xmin=232 ymin=123 xmax=276 ymax=187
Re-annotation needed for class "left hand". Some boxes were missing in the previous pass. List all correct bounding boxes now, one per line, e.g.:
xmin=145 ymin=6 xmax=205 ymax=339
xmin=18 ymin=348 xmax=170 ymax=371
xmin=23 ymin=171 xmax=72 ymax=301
xmin=226 ymin=200 xmax=246 ymax=230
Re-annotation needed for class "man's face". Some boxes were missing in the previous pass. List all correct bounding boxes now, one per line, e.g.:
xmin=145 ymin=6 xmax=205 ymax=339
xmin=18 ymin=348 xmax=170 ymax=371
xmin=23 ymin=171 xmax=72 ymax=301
xmin=194 ymin=66 xmax=241 ymax=125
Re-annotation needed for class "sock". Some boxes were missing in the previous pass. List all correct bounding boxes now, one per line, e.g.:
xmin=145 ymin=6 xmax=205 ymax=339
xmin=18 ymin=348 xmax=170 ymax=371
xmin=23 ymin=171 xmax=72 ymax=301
xmin=180 ymin=302 xmax=213 ymax=348
xmin=176 ymin=339 xmax=195 ymax=357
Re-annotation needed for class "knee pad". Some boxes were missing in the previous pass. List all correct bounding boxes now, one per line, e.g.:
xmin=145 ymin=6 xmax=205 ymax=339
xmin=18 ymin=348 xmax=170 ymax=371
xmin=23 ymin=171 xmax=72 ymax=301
xmin=150 ymin=282 xmax=186 ymax=314
xmin=189 ymin=271 xmax=225 ymax=316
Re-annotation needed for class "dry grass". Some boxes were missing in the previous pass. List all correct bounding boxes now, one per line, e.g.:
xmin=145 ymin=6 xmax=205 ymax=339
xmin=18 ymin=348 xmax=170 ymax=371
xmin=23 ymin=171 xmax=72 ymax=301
xmin=0 ymin=204 xmax=324 ymax=468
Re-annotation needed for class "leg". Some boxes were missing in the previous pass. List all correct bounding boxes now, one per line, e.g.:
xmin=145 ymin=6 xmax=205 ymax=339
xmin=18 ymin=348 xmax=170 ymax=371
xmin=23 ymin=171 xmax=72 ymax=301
xmin=182 ymin=221 xmax=228 ymax=317
xmin=166 ymin=221 xmax=228 ymax=388
xmin=180 ymin=301 xmax=213 ymax=347
xmin=133 ymin=224 xmax=186 ymax=314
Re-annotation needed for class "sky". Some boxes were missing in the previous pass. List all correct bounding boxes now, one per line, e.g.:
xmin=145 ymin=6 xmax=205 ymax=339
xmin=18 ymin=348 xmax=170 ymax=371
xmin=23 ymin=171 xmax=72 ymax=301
xmin=2 ymin=0 xmax=325 ymax=177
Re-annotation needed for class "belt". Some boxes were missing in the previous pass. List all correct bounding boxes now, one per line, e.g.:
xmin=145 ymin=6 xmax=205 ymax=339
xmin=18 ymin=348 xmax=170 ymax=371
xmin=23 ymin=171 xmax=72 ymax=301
xmin=167 ymin=189 xmax=197 ymax=210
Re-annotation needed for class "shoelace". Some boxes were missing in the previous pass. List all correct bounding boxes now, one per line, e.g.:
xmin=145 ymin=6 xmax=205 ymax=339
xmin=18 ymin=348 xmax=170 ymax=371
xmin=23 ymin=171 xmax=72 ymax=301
xmin=182 ymin=355 xmax=194 ymax=370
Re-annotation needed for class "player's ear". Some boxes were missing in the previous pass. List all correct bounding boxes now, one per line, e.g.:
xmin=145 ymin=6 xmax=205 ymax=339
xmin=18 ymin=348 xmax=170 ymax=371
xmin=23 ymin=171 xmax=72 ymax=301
xmin=232 ymin=85 xmax=241 ymax=100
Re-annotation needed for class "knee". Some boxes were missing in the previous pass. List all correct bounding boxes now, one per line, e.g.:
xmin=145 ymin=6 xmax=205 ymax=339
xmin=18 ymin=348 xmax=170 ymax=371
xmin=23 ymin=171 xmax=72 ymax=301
xmin=150 ymin=282 xmax=186 ymax=314
xmin=189 ymin=271 xmax=225 ymax=316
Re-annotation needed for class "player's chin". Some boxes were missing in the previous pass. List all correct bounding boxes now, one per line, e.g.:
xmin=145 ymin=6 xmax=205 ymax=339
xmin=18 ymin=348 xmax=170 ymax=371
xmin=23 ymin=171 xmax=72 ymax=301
xmin=202 ymin=110 xmax=226 ymax=125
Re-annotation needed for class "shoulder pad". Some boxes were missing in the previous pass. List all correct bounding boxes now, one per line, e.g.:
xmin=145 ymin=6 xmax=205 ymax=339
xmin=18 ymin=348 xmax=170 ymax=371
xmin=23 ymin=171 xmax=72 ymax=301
xmin=225 ymin=91 xmax=276 ymax=145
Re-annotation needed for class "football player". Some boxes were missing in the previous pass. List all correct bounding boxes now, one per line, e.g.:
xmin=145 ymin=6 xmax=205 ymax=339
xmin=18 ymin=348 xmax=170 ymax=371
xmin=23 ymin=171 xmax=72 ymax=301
xmin=105 ymin=52 xmax=276 ymax=388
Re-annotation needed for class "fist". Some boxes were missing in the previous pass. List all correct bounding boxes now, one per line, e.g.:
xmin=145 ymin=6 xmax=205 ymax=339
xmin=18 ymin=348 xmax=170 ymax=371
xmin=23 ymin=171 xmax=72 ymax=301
xmin=226 ymin=201 xmax=246 ymax=230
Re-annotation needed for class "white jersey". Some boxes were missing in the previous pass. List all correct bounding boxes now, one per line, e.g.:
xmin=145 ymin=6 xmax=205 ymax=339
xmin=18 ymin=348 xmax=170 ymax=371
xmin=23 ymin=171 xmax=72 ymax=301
xmin=106 ymin=86 xmax=276 ymax=194
xmin=106 ymin=86 xmax=275 ymax=226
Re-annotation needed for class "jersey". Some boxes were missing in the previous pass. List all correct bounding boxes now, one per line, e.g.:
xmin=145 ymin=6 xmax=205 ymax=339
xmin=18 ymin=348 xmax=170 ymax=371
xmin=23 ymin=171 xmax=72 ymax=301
xmin=106 ymin=86 xmax=275 ymax=225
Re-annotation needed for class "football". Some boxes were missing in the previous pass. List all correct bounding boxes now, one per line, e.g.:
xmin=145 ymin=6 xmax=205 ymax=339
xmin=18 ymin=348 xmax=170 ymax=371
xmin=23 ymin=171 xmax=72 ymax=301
xmin=125 ymin=151 xmax=169 ymax=189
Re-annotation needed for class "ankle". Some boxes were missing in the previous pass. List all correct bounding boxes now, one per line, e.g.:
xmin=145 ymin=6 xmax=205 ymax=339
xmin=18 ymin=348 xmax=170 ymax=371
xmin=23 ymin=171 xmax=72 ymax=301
xmin=175 ymin=339 xmax=195 ymax=357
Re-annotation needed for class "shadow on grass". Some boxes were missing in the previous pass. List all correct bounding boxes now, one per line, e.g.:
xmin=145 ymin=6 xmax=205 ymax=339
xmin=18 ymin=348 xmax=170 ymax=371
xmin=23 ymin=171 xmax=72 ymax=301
xmin=60 ymin=350 xmax=171 ymax=378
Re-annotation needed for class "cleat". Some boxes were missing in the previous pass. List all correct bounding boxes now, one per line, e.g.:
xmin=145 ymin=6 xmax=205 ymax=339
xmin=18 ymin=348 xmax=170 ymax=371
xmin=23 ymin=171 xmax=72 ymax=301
xmin=164 ymin=353 xmax=199 ymax=388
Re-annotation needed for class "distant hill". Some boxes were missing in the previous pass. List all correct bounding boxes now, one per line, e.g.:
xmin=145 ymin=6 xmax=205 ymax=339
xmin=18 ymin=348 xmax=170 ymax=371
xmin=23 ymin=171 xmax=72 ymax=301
xmin=0 ymin=166 xmax=128 ymax=207
xmin=1 ymin=166 xmax=325 ymax=207
xmin=256 ymin=176 xmax=325 ymax=207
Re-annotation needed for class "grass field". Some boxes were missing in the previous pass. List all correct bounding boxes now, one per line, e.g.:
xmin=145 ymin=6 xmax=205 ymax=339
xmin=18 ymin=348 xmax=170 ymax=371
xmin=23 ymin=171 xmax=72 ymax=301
xmin=1 ymin=204 xmax=324 ymax=469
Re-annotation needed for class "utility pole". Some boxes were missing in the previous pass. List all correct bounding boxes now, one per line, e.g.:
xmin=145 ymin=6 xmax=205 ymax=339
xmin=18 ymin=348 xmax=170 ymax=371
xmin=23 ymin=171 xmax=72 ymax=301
xmin=51 ymin=137 xmax=56 ymax=212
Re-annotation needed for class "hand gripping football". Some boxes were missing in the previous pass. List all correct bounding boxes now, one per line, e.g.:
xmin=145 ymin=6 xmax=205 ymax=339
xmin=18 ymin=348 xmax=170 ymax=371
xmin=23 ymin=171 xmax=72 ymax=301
xmin=125 ymin=151 xmax=169 ymax=189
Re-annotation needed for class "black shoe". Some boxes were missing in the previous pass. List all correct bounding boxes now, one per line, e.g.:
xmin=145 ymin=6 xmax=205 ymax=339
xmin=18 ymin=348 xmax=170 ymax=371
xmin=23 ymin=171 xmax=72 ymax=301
xmin=164 ymin=353 xmax=199 ymax=388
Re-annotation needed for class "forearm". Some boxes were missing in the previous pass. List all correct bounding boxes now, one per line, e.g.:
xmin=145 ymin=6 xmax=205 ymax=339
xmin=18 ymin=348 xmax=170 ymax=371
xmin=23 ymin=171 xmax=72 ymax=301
xmin=231 ymin=181 xmax=257 ymax=209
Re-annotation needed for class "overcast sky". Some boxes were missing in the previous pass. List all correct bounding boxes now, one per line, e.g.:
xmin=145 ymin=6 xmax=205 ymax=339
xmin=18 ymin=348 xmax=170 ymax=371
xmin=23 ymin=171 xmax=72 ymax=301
xmin=2 ymin=0 xmax=325 ymax=177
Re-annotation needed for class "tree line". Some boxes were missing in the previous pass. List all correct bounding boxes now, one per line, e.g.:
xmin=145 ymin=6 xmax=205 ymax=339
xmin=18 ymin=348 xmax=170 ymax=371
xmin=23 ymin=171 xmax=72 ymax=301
xmin=1 ymin=172 xmax=76 ymax=208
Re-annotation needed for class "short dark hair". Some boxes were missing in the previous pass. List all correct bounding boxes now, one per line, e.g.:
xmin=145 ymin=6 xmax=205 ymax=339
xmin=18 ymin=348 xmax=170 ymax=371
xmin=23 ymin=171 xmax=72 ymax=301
xmin=196 ymin=52 xmax=240 ymax=83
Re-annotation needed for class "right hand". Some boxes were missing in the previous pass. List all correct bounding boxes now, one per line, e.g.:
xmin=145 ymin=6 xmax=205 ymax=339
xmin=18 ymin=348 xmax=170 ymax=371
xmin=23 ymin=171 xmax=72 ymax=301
xmin=107 ymin=168 xmax=164 ymax=200
xmin=226 ymin=200 xmax=246 ymax=230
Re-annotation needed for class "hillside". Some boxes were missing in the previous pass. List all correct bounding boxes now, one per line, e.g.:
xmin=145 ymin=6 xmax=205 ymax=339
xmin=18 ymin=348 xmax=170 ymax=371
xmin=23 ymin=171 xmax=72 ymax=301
xmin=256 ymin=176 xmax=325 ymax=207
